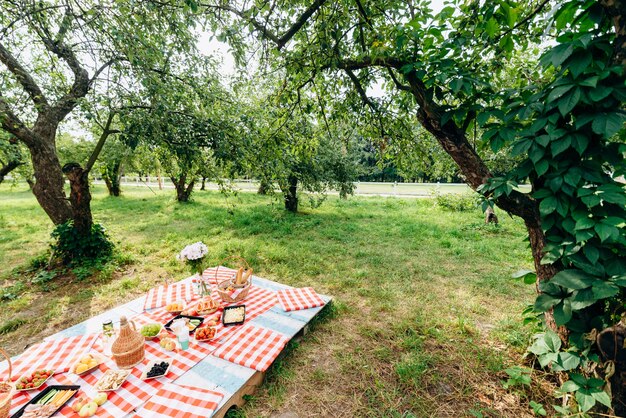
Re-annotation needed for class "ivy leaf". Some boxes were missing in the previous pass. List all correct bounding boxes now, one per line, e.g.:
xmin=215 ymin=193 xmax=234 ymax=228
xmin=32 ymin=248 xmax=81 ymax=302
xmin=558 ymin=88 xmax=581 ymax=116
xmin=551 ymin=136 xmax=571 ymax=156
xmin=592 ymin=113 xmax=626 ymax=138
xmin=582 ymin=245 xmax=599 ymax=264
xmin=545 ymin=43 xmax=574 ymax=67
xmin=560 ymin=380 xmax=580 ymax=392
xmin=564 ymin=168 xmax=581 ymax=186
xmin=556 ymin=352 xmax=580 ymax=370
xmin=574 ymin=217 xmax=595 ymax=230
xmin=576 ymin=389 xmax=596 ymax=412
xmin=534 ymin=293 xmax=561 ymax=311
xmin=591 ymin=390 xmax=612 ymax=408
xmin=594 ymin=223 xmax=618 ymax=242
xmin=547 ymin=84 xmax=574 ymax=103
xmin=535 ymin=159 xmax=549 ymax=177
xmin=566 ymin=51 xmax=592 ymax=78
xmin=544 ymin=329 xmax=562 ymax=353
xmin=592 ymin=280 xmax=619 ymax=299
xmin=553 ymin=300 xmax=572 ymax=325
xmin=539 ymin=196 xmax=557 ymax=215
xmin=512 ymin=269 xmax=537 ymax=284
xmin=550 ymin=269 xmax=594 ymax=290
xmin=571 ymin=288 xmax=597 ymax=310
xmin=589 ymin=85 xmax=613 ymax=101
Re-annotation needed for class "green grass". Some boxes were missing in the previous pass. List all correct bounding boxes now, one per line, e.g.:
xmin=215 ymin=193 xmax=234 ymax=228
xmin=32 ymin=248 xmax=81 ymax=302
xmin=0 ymin=184 xmax=543 ymax=416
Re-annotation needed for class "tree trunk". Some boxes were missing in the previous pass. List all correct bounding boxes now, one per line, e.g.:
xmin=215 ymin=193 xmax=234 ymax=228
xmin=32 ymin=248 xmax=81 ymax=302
xmin=0 ymin=159 xmax=23 ymax=184
xmin=201 ymin=176 xmax=206 ymax=190
xmin=62 ymin=163 xmax=93 ymax=236
xmin=172 ymin=174 xmax=194 ymax=202
xmin=284 ymin=175 xmax=298 ymax=212
xmin=407 ymin=79 xmax=560 ymax=329
xmin=258 ymin=178 xmax=271 ymax=195
xmin=28 ymin=137 xmax=72 ymax=225
xmin=102 ymin=161 xmax=122 ymax=197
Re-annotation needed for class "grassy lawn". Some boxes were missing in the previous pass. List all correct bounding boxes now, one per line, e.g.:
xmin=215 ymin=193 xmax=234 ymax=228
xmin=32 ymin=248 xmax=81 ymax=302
xmin=0 ymin=185 xmax=542 ymax=417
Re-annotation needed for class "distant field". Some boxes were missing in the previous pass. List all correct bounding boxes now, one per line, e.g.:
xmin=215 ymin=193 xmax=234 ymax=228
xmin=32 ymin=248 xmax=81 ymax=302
xmin=92 ymin=178 xmax=532 ymax=197
xmin=0 ymin=185 xmax=540 ymax=417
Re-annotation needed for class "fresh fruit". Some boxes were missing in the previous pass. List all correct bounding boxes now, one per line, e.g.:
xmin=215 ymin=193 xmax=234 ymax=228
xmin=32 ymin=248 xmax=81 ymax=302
xmin=93 ymin=392 xmax=108 ymax=406
xmin=195 ymin=326 xmax=216 ymax=340
xmin=146 ymin=361 xmax=169 ymax=378
xmin=159 ymin=337 xmax=176 ymax=351
xmin=79 ymin=401 xmax=98 ymax=417
xmin=72 ymin=396 xmax=88 ymax=413
xmin=15 ymin=370 xmax=53 ymax=390
xmin=140 ymin=323 xmax=161 ymax=337
xmin=73 ymin=353 xmax=100 ymax=374
xmin=166 ymin=302 xmax=183 ymax=312
xmin=75 ymin=364 xmax=89 ymax=374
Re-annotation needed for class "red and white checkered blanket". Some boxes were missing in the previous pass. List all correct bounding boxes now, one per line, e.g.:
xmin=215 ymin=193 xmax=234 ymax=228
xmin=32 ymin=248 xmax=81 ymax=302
xmin=143 ymin=281 xmax=197 ymax=310
xmin=133 ymin=383 xmax=224 ymax=418
xmin=1 ymin=334 xmax=98 ymax=381
xmin=276 ymin=287 xmax=325 ymax=311
xmin=211 ymin=324 xmax=289 ymax=372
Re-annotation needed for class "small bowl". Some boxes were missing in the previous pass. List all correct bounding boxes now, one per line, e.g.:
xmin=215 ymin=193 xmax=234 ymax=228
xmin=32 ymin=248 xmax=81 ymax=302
xmin=194 ymin=326 xmax=218 ymax=342
xmin=140 ymin=324 xmax=163 ymax=341
xmin=15 ymin=370 xmax=54 ymax=391
xmin=165 ymin=300 xmax=186 ymax=316
xmin=141 ymin=359 xmax=172 ymax=380
xmin=71 ymin=352 xmax=107 ymax=376
xmin=94 ymin=369 xmax=131 ymax=392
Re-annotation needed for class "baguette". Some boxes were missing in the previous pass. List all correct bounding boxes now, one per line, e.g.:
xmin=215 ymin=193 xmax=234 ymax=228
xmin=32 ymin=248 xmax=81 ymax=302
xmin=242 ymin=268 xmax=253 ymax=283
xmin=235 ymin=267 xmax=244 ymax=284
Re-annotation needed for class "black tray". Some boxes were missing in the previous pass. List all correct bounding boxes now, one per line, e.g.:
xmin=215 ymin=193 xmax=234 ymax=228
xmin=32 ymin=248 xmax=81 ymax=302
xmin=222 ymin=305 xmax=246 ymax=326
xmin=11 ymin=385 xmax=80 ymax=418
xmin=164 ymin=315 xmax=204 ymax=333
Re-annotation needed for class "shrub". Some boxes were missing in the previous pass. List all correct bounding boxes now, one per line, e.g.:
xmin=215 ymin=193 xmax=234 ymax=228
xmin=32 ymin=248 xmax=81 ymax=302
xmin=51 ymin=221 xmax=114 ymax=264
xmin=431 ymin=190 xmax=478 ymax=212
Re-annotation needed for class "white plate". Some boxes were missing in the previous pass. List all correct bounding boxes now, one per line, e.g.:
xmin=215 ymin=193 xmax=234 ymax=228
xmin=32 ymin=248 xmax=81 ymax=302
xmin=14 ymin=370 xmax=54 ymax=391
xmin=94 ymin=369 xmax=131 ymax=391
xmin=71 ymin=352 xmax=107 ymax=375
xmin=141 ymin=324 xmax=163 ymax=340
xmin=141 ymin=359 xmax=172 ymax=380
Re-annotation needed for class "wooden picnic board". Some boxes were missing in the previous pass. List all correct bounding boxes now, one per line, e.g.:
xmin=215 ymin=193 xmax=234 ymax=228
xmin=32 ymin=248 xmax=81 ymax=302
xmin=4 ymin=271 xmax=330 ymax=417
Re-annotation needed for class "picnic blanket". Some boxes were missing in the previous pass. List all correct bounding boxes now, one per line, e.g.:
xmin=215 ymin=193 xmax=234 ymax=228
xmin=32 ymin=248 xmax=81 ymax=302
xmin=133 ymin=383 xmax=224 ymax=418
xmin=143 ymin=281 xmax=197 ymax=310
xmin=211 ymin=324 xmax=289 ymax=372
xmin=276 ymin=287 xmax=325 ymax=311
xmin=1 ymin=334 xmax=98 ymax=382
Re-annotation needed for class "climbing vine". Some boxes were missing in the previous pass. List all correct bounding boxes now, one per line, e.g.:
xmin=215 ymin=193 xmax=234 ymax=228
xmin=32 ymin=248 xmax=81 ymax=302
xmin=481 ymin=1 xmax=626 ymax=413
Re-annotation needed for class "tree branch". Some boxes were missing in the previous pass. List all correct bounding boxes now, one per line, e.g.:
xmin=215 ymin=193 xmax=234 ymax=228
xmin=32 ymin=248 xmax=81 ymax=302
xmin=0 ymin=94 xmax=35 ymax=145
xmin=84 ymin=111 xmax=115 ymax=173
xmin=0 ymin=41 xmax=49 ymax=111
xmin=205 ymin=0 xmax=328 ymax=50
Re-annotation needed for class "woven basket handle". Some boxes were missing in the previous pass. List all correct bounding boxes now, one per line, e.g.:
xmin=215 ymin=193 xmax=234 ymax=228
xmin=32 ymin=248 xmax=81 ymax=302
xmin=0 ymin=348 xmax=11 ymax=381
xmin=214 ymin=255 xmax=251 ymax=284
xmin=129 ymin=320 xmax=137 ymax=332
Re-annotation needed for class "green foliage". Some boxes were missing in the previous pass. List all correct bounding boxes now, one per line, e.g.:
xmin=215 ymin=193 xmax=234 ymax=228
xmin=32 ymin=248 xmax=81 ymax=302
xmin=432 ymin=191 xmax=478 ymax=212
xmin=51 ymin=221 xmax=114 ymax=265
xmin=501 ymin=366 xmax=532 ymax=389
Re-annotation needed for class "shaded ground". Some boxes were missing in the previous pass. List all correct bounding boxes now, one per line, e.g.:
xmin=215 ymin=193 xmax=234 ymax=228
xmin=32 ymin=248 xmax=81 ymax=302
xmin=0 ymin=185 xmax=547 ymax=417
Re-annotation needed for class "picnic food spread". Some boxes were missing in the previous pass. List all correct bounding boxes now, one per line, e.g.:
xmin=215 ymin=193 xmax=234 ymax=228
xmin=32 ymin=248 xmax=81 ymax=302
xmin=15 ymin=370 xmax=53 ymax=391
xmin=223 ymin=305 xmax=246 ymax=326
xmin=72 ymin=354 xmax=99 ymax=375
xmin=94 ymin=369 xmax=131 ymax=391
xmin=2 ymin=264 xmax=329 ymax=418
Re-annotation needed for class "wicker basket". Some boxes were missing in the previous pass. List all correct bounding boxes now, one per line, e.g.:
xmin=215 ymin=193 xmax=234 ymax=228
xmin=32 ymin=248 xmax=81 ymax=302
xmin=214 ymin=257 xmax=252 ymax=303
xmin=0 ymin=348 xmax=14 ymax=418
xmin=111 ymin=317 xmax=145 ymax=369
